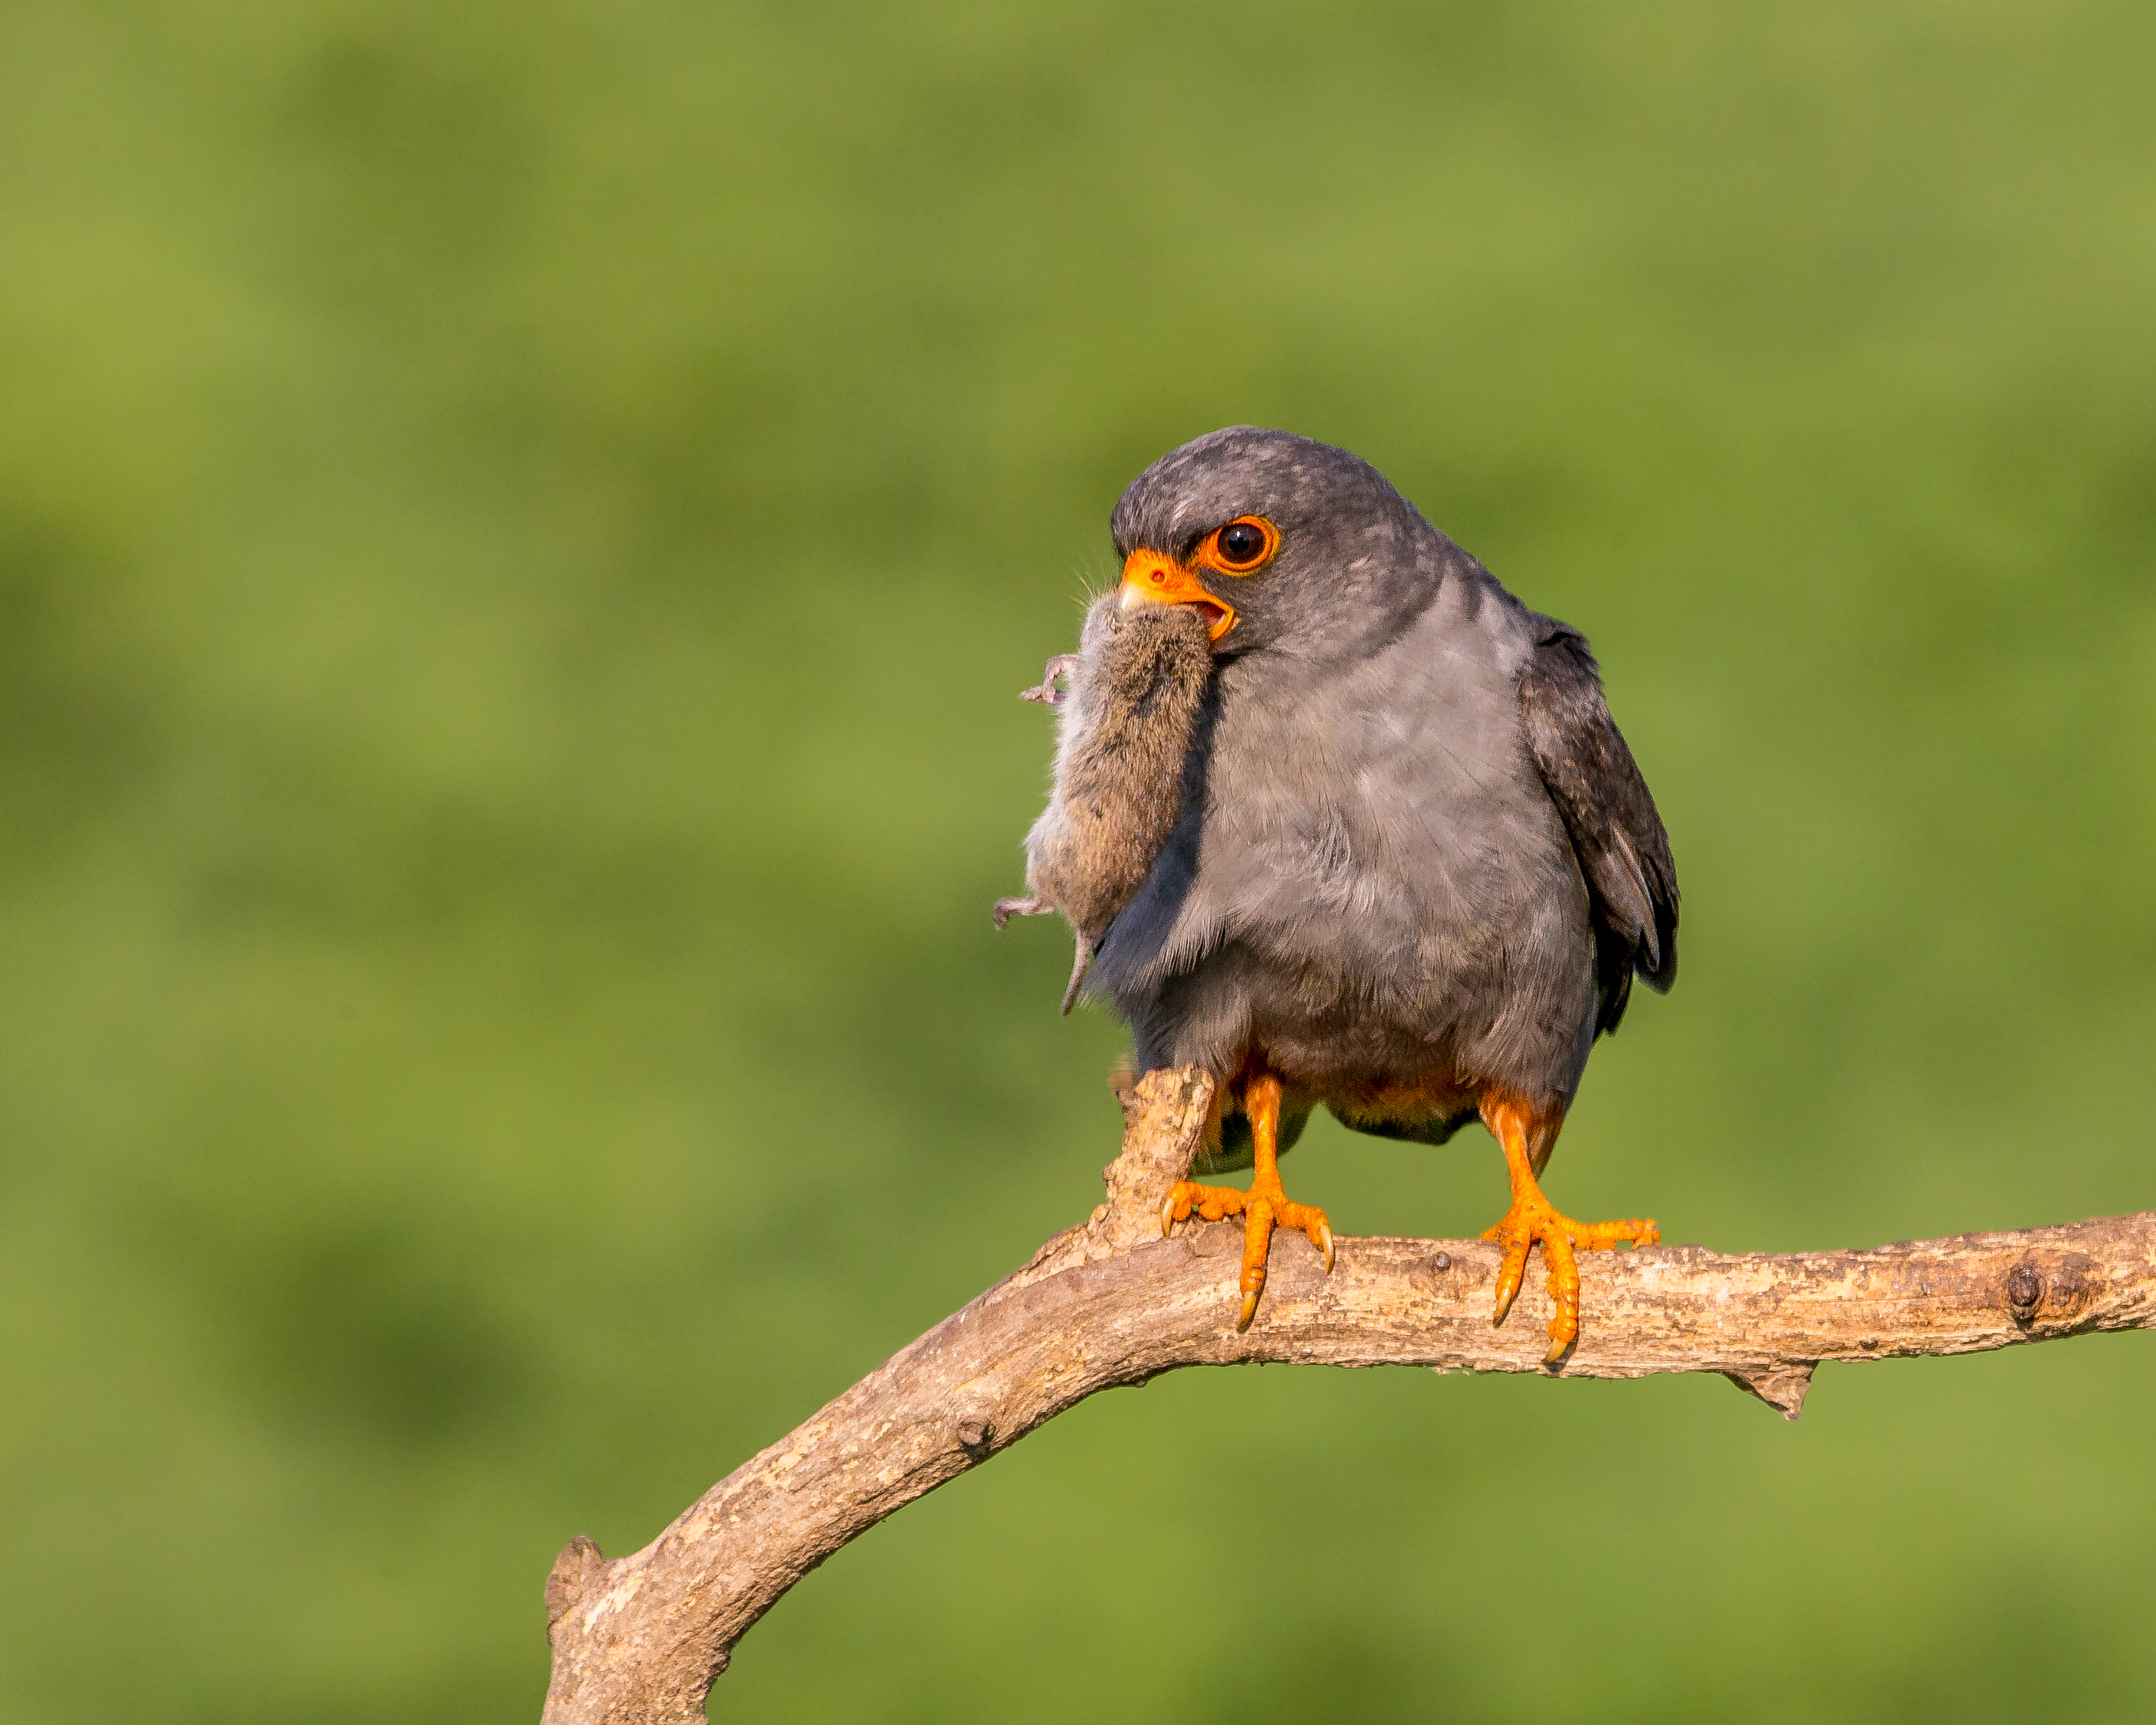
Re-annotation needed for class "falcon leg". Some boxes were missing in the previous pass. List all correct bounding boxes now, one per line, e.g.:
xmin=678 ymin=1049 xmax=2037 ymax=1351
xmin=1478 ymin=1094 xmax=1656 ymax=1363
xmin=1161 ymin=1070 xmax=1333 ymax=1329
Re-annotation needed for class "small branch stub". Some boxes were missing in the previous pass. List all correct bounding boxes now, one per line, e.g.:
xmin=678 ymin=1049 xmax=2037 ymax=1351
xmin=539 ymin=1068 xmax=2156 ymax=1724
xmin=545 ymin=1536 xmax=607 ymax=1636
xmin=2008 ymin=1260 xmax=2044 ymax=1325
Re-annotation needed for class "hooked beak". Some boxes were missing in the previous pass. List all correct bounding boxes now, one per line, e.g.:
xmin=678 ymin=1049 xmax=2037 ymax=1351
xmin=1117 ymin=549 xmax=1234 ymax=641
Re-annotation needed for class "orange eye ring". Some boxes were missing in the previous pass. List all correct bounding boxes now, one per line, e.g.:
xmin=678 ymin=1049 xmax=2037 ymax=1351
xmin=1197 ymin=515 xmax=1279 ymax=576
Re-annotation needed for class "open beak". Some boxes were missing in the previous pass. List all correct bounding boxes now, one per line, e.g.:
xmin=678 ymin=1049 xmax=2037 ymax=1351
xmin=1117 ymin=549 xmax=1234 ymax=641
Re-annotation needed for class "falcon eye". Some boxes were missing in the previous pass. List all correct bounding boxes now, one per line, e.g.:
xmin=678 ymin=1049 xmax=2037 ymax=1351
xmin=1202 ymin=515 xmax=1278 ymax=575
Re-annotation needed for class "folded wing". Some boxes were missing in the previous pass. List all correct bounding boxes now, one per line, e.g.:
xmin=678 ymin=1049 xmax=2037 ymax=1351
xmin=1517 ymin=624 xmax=1679 ymax=1034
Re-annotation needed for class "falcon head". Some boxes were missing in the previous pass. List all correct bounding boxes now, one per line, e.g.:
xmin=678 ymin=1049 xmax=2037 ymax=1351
xmin=1109 ymin=427 xmax=1442 ymax=660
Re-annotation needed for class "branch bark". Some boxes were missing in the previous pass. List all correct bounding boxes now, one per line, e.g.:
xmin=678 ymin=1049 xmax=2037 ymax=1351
xmin=541 ymin=1067 xmax=2156 ymax=1724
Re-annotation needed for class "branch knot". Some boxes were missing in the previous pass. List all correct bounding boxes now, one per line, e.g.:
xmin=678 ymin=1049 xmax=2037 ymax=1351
xmin=2006 ymin=1261 xmax=2044 ymax=1325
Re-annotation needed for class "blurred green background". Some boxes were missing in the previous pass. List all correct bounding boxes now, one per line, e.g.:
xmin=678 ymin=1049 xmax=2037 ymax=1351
xmin=4 ymin=1 xmax=2153 ymax=1719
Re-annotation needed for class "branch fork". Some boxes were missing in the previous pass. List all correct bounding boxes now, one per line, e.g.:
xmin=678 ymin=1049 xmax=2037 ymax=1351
xmin=541 ymin=1067 xmax=2156 ymax=1723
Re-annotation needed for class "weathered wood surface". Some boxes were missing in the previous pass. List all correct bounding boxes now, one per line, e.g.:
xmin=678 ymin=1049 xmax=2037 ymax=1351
xmin=540 ymin=1067 xmax=2156 ymax=1724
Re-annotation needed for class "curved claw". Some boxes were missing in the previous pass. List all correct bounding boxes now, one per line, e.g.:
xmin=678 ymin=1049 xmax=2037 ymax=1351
xmin=1490 ymin=1236 xmax=1531 ymax=1326
xmin=1237 ymin=1288 xmax=1260 ymax=1330
xmin=1316 ymin=1218 xmax=1334 ymax=1274
xmin=1160 ymin=1191 xmax=1177 ymax=1238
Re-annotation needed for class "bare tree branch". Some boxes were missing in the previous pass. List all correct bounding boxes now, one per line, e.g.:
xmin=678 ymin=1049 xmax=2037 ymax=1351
xmin=540 ymin=1068 xmax=2156 ymax=1724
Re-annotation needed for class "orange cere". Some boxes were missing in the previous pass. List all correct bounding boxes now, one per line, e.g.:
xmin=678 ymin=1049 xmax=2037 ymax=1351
xmin=1117 ymin=549 xmax=1236 ymax=640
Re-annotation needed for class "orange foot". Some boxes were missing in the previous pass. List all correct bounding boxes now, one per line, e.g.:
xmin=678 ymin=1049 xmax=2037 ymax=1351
xmin=1160 ymin=1070 xmax=1333 ymax=1329
xmin=1481 ymin=1095 xmax=1657 ymax=1362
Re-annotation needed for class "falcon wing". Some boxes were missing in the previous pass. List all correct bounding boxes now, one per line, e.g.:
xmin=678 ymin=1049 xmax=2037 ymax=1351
xmin=1518 ymin=623 xmax=1678 ymax=1035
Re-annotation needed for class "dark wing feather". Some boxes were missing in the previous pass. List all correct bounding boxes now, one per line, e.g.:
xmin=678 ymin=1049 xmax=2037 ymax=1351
xmin=1518 ymin=623 xmax=1678 ymax=1035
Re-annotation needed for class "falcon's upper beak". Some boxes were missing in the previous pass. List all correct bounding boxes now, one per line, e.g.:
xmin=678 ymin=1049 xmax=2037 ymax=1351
xmin=1117 ymin=549 xmax=1234 ymax=641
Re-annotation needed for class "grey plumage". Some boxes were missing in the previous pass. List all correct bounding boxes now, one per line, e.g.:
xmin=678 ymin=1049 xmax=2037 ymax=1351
xmin=1011 ymin=426 xmax=1677 ymax=1183
xmin=995 ymin=595 xmax=1213 ymax=1012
